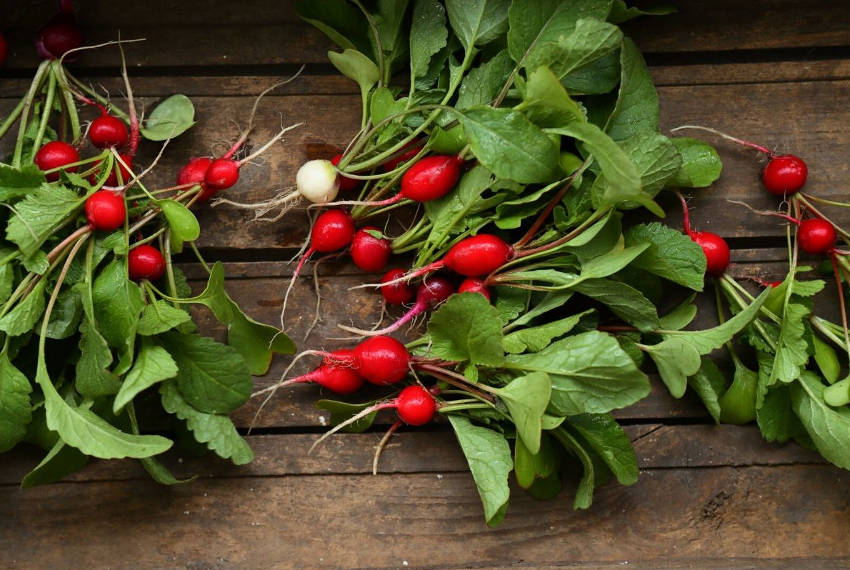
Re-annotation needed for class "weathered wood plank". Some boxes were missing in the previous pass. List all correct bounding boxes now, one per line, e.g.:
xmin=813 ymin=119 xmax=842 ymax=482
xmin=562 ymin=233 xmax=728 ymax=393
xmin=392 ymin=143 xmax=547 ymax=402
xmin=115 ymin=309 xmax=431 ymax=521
xmin=1 ymin=465 xmax=848 ymax=568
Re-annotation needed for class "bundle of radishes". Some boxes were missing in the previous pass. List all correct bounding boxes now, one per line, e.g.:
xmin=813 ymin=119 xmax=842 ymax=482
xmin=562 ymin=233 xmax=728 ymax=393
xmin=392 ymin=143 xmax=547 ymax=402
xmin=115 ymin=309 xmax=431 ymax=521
xmin=240 ymin=0 xmax=850 ymax=526
xmin=0 ymin=5 xmax=293 ymax=485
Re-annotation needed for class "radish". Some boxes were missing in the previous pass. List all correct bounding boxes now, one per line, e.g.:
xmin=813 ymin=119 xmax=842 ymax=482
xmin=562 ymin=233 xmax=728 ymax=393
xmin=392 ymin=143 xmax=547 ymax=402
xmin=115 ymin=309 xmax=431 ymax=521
xmin=90 ymin=154 xmax=133 ymax=187
xmin=671 ymin=125 xmax=807 ymax=196
xmin=296 ymin=159 xmax=340 ymax=203
xmin=204 ymin=158 xmax=240 ymax=191
xmin=350 ymin=227 xmax=391 ymax=273
xmin=353 ymin=335 xmax=411 ymax=385
xmin=458 ymin=277 xmax=491 ymax=301
xmin=128 ymin=244 xmax=165 ymax=281
xmin=797 ymin=218 xmax=836 ymax=255
xmin=380 ymin=269 xmax=415 ymax=305
xmin=34 ymin=141 xmax=79 ymax=181
xmin=0 ymin=32 xmax=7 ymax=66
xmin=36 ymin=13 xmax=83 ymax=60
xmin=678 ymin=192 xmax=729 ymax=278
xmin=177 ymin=157 xmax=214 ymax=200
xmin=382 ymin=143 xmax=424 ymax=172
xmin=331 ymin=154 xmax=360 ymax=192
xmin=257 ymin=350 xmax=364 ymax=395
xmin=89 ymin=114 xmax=129 ymax=149
xmin=342 ymin=276 xmax=454 ymax=336
xmin=85 ymin=190 xmax=126 ymax=231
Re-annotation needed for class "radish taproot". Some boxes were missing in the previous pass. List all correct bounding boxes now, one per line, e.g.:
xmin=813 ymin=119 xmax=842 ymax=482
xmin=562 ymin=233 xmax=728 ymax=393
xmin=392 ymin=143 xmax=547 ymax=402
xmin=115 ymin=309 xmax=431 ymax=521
xmin=34 ymin=141 xmax=79 ymax=181
xmin=89 ymin=114 xmax=128 ymax=149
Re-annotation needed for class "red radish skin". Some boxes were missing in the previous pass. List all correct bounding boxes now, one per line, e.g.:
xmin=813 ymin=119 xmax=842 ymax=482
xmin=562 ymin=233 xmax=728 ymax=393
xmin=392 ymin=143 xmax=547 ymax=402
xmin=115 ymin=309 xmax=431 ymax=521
xmin=128 ymin=245 xmax=166 ymax=281
xmin=177 ymin=157 xmax=214 ymax=199
xmin=380 ymin=269 xmax=415 ymax=305
xmin=798 ymin=218 xmax=836 ymax=255
xmin=678 ymin=192 xmax=730 ymax=278
xmin=353 ymin=336 xmax=411 ymax=385
xmin=351 ymin=227 xmax=391 ymax=273
xmin=443 ymin=234 xmax=513 ymax=276
xmin=458 ymin=278 xmax=491 ymax=301
xmin=0 ymin=33 xmax=8 ymax=66
xmin=89 ymin=115 xmax=128 ymax=149
xmin=762 ymin=154 xmax=807 ymax=196
xmin=354 ymin=276 xmax=454 ymax=337
xmin=36 ymin=14 xmax=83 ymax=59
xmin=331 ymin=154 xmax=360 ymax=192
xmin=204 ymin=158 xmax=240 ymax=191
xmin=400 ymin=155 xmax=464 ymax=202
xmin=396 ymin=385 xmax=437 ymax=426
xmin=275 ymin=350 xmax=364 ymax=395
xmin=34 ymin=141 xmax=79 ymax=181
xmin=383 ymin=144 xmax=423 ymax=172
xmin=85 ymin=190 xmax=126 ymax=231
xmin=90 ymin=154 xmax=133 ymax=187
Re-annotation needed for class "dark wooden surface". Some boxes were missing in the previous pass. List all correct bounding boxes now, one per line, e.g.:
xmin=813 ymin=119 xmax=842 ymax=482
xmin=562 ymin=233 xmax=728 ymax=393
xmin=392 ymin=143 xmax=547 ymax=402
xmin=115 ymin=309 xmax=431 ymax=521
xmin=3 ymin=1 xmax=850 ymax=568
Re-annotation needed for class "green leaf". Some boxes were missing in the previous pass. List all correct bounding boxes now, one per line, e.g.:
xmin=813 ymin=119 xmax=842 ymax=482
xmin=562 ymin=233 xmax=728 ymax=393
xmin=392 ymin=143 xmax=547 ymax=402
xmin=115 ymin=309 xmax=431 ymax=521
xmin=0 ymin=263 xmax=13 ymax=305
xmin=573 ymin=278 xmax=659 ymax=331
xmin=45 ymin=288 xmax=83 ymax=339
xmin=162 ymin=332 xmax=252 ymax=415
xmin=520 ymin=66 xmax=585 ymax=128
xmin=160 ymin=381 xmax=253 ymax=465
xmin=506 ymin=331 xmax=650 ymax=416
xmin=159 ymin=200 xmax=200 ymax=250
xmin=315 ymin=400 xmax=378 ymax=433
xmin=427 ymin=292 xmax=505 ymax=365
xmin=503 ymin=310 xmax=589 ymax=354
xmin=606 ymin=38 xmax=659 ymax=141
xmin=617 ymin=133 xmax=682 ymax=197
xmin=137 ymin=300 xmax=192 ymax=336
xmin=757 ymin=384 xmax=804 ymax=443
xmin=495 ymin=371 xmax=550 ymax=454
xmin=560 ymin=50 xmax=621 ymax=95
xmin=662 ymin=288 xmax=771 ymax=354
xmin=0 ymin=278 xmax=46 ymax=336
xmin=92 ymin=258 xmax=143 ymax=374
xmin=643 ymin=337 xmax=702 ymax=398
xmin=193 ymin=262 xmax=294 ymax=374
xmin=659 ymin=294 xmax=698 ymax=331
xmin=21 ymin=440 xmax=88 ymax=488
xmin=113 ymin=339 xmax=179 ymax=414
xmin=670 ymin=137 xmax=723 ymax=188
xmin=813 ymin=334 xmax=840 ymax=384
xmin=505 ymin=290 xmax=572 ymax=330
xmin=0 ymin=163 xmax=44 ymax=201
xmin=0 ymin=351 xmax=32 ymax=453
xmin=552 ymin=427 xmax=595 ymax=509
xmin=764 ymin=302 xmax=810 ymax=391
xmin=140 ymin=94 xmax=196 ymax=141
xmin=687 ymin=357 xmax=726 ymax=423
xmin=719 ymin=361 xmax=759 ymax=425
xmin=422 ymin=165 xmax=494 ymax=252
xmin=792 ymin=373 xmax=850 ymax=470
xmin=6 ymin=183 xmax=84 ymax=257
xmin=75 ymin=319 xmax=120 ymax=398
xmin=410 ymin=0 xmax=448 ymax=79
xmin=328 ymin=49 xmax=380 ymax=94
xmin=580 ymin=243 xmax=650 ymax=280
xmin=625 ymin=222 xmax=706 ymax=290
xmin=456 ymin=106 xmax=560 ymax=183
xmin=448 ymin=415 xmax=513 ymax=526
xmin=446 ymin=0 xmax=510 ymax=52
xmin=608 ymin=0 xmax=675 ymax=24
xmin=296 ymin=0 xmax=371 ymax=53
xmin=457 ymin=50 xmax=514 ymax=109
xmin=514 ymin=433 xmax=558 ymax=489
xmin=567 ymin=413 xmax=638 ymax=485
xmin=524 ymin=18 xmax=622 ymax=80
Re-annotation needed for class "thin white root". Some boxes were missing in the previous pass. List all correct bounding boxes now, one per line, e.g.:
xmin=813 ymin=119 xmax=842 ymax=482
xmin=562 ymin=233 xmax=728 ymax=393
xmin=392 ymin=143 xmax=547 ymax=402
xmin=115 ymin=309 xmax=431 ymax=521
xmin=372 ymin=420 xmax=402 ymax=475
xmin=309 ymin=402 xmax=391 ymax=454
xmin=239 ymin=121 xmax=304 ymax=165
xmin=248 ymin=349 xmax=325 ymax=433
xmin=305 ymin=260 xmax=323 ymax=341
xmin=212 ymin=188 xmax=303 ymax=222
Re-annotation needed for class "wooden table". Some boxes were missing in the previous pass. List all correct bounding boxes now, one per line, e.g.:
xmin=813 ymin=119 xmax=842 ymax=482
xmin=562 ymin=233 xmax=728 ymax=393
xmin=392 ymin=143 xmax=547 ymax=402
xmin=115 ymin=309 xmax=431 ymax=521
xmin=2 ymin=1 xmax=850 ymax=567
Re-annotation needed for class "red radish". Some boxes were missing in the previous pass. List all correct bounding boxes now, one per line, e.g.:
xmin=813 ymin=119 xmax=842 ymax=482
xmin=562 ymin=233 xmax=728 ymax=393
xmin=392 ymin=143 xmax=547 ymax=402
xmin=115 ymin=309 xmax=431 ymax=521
xmin=396 ymin=385 xmax=437 ymax=425
xmin=34 ymin=141 xmax=79 ymax=181
xmin=762 ymin=154 xmax=807 ymax=196
xmin=353 ymin=335 xmax=410 ymax=385
xmin=399 ymin=155 xmax=464 ymax=202
xmin=0 ymin=32 xmax=8 ymax=66
xmin=331 ymin=154 xmax=359 ymax=192
xmin=90 ymin=154 xmax=133 ymax=187
xmin=678 ymin=192 xmax=729 ymax=278
xmin=89 ymin=115 xmax=128 ymax=149
xmin=128 ymin=245 xmax=165 ymax=281
xmin=343 ymin=276 xmax=454 ymax=337
xmin=380 ymin=269 xmax=415 ymax=305
xmin=350 ymin=227 xmax=391 ymax=273
xmin=458 ymin=277 xmax=491 ymax=301
xmin=262 ymin=350 xmax=363 ymax=395
xmin=204 ymin=158 xmax=240 ymax=191
xmin=36 ymin=13 xmax=83 ymax=59
xmin=85 ymin=190 xmax=126 ymax=231
xmin=177 ymin=157 xmax=214 ymax=200
xmin=382 ymin=143 xmax=423 ymax=172
xmin=798 ymin=218 xmax=836 ymax=255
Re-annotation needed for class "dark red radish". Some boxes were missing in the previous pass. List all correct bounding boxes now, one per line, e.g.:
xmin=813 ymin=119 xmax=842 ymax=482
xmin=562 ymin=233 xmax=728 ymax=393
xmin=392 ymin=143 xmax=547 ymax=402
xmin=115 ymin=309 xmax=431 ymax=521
xmin=204 ymin=158 xmax=240 ymax=191
xmin=331 ymin=154 xmax=360 ymax=192
xmin=350 ymin=227 xmax=391 ymax=273
xmin=34 ymin=141 xmax=79 ymax=181
xmin=89 ymin=115 xmax=128 ymax=149
xmin=85 ymin=190 xmax=126 ymax=231
xmin=353 ymin=335 xmax=411 ymax=385
xmin=763 ymin=154 xmax=807 ymax=196
xmin=343 ymin=276 xmax=454 ymax=337
xmin=396 ymin=385 xmax=437 ymax=426
xmin=380 ymin=269 xmax=415 ymax=305
xmin=399 ymin=154 xmax=464 ymax=202
xmin=678 ymin=192 xmax=729 ymax=278
xmin=128 ymin=245 xmax=165 ymax=281
xmin=458 ymin=278 xmax=491 ymax=301
xmin=264 ymin=350 xmax=363 ymax=395
xmin=0 ymin=33 xmax=8 ymax=66
xmin=90 ymin=154 xmax=133 ymax=187
xmin=798 ymin=218 xmax=836 ymax=255
xmin=177 ymin=157 xmax=214 ymax=200
xmin=36 ymin=13 xmax=82 ymax=59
